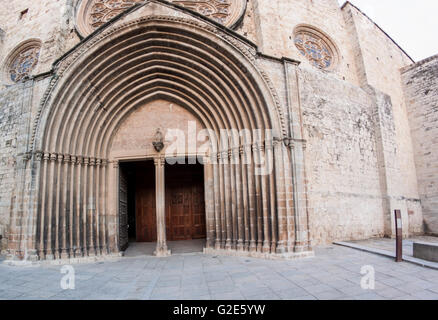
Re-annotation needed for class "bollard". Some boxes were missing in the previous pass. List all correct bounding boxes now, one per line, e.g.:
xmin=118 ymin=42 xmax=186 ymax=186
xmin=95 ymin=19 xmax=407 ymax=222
xmin=395 ymin=210 xmax=402 ymax=262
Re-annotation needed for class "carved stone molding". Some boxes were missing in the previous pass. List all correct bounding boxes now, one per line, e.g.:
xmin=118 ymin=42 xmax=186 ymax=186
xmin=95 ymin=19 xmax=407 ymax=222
xmin=31 ymin=15 xmax=287 ymax=154
xmin=293 ymin=24 xmax=339 ymax=70
xmin=33 ymin=152 xmax=108 ymax=166
xmin=76 ymin=0 xmax=144 ymax=35
xmin=171 ymin=0 xmax=246 ymax=27
xmin=3 ymin=39 xmax=41 ymax=83
xmin=76 ymin=0 xmax=247 ymax=36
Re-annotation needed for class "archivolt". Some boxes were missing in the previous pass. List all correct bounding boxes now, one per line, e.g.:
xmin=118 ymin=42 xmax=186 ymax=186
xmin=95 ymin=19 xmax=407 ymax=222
xmin=30 ymin=16 xmax=299 ymax=259
xmin=32 ymin=16 xmax=287 ymax=156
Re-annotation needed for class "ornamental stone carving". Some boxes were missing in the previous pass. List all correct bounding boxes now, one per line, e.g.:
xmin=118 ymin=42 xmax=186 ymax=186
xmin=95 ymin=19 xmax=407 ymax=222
xmin=89 ymin=0 xmax=144 ymax=30
xmin=293 ymin=25 xmax=339 ymax=70
xmin=76 ymin=0 xmax=246 ymax=36
xmin=5 ymin=40 xmax=41 ymax=83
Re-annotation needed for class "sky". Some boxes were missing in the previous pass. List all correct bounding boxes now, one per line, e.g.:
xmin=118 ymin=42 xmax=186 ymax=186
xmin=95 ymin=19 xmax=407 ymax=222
xmin=337 ymin=0 xmax=438 ymax=61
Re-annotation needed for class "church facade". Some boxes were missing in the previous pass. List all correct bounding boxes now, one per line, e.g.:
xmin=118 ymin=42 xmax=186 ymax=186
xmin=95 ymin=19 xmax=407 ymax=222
xmin=0 ymin=0 xmax=436 ymax=261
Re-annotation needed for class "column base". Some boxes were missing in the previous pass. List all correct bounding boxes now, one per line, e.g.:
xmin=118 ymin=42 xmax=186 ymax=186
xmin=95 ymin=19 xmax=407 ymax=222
xmin=204 ymin=247 xmax=314 ymax=260
xmin=154 ymin=249 xmax=171 ymax=257
xmin=154 ymin=244 xmax=171 ymax=257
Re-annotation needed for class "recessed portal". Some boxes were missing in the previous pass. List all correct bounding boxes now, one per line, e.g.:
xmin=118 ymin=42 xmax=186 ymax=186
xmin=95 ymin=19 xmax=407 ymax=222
xmin=119 ymin=159 xmax=206 ymax=254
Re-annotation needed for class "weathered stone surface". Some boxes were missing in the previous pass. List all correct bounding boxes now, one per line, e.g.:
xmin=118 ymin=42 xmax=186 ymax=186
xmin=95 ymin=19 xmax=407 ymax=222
xmin=413 ymin=242 xmax=438 ymax=263
xmin=402 ymin=55 xmax=438 ymax=235
xmin=0 ymin=0 xmax=434 ymax=259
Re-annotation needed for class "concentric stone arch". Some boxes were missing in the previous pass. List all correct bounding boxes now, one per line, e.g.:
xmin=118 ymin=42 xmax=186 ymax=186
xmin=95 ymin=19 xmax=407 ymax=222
xmin=24 ymin=12 xmax=310 ymax=261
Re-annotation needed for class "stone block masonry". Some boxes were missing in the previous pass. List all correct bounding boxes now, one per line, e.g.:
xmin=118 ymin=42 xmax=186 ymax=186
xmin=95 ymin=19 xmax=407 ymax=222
xmin=402 ymin=55 xmax=438 ymax=235
xmin=0 ymin=0 xmax=435 ymax=260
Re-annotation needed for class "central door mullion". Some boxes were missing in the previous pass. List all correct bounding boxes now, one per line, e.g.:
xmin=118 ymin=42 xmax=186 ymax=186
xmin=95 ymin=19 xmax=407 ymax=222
xmin=154 ymin=157 xmax=171 ymax=257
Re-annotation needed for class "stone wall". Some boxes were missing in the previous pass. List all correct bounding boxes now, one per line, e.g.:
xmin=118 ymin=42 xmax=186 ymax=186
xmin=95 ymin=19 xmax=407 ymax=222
xmin=341 ymin=2 xmax=423 ymax=235
xmin=110 ymin=100 xmax=205 ymax=159
xmin=299 ymin=68 xmax=383 ymax=243
xmin=0 ymin=83 xmax=27 ymax=251
xmin=252 ymin=0 xmax=360 ymax=85
xmin=402 ymin=55 xmax=438 ymax=235
xmin=0 ymin=73 xmax=51 ymax=253
xmin=0 ymin=0 xmax=79 ymax=85
xmin=0 ymin=0 xmax=431 ymax=254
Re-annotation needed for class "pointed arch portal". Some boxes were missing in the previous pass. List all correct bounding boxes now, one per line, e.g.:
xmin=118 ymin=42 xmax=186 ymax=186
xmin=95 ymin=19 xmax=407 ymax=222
xmin=19 ymin=12 xmax=311 ymax=261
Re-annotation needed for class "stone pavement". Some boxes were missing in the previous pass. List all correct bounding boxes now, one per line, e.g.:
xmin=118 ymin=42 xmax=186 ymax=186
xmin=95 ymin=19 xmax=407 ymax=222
xmin=0 ymin=245 xmax=438 ymax=300
xmin=345 ymin=236 xmax=438 ymax=258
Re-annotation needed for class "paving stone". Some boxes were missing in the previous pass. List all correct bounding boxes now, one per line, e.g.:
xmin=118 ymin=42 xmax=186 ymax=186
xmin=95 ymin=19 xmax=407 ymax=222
xmin=375 ymin=288 xmax=407 ymax=299
xmin=155 ymin=279 xmax=181 ymax=288
xmin=354 ymin=292 xmax=386 ymax=300
xmin=410 ymin=290 xmax=438 ymax=300
xmin=0 ymin=289 xmax=24 ymax=299
xmin=1 ymin=247 xmax=438 ymax=300
xmin=275 ymin=287 xmax=310 ymax=299
xmin=245 ymin=291 xmax=280 ymax=300
xmin=212 ymin=291 xmax=245 ymax=300
xmin=312 ymin=289 xmax=346 ymax=300
xmin=427 ymin=286 xmax=438 ymax=294
xmin=301 ymin=283 xmax=334 ymax=295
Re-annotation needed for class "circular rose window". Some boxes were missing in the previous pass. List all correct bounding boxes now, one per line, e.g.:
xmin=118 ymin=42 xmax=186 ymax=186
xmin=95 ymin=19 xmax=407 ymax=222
xmin=5 ymin=40 xmax=41 ymax=83
xmin=293 ymin=26 xmax=338 ymax=70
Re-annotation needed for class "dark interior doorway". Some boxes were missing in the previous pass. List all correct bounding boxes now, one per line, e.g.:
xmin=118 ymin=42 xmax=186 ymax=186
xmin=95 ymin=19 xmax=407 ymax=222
xmin=119 ymin=159 xmax=206 ymax=248
xmin=120 ymin=160 xmax=156 ymax=245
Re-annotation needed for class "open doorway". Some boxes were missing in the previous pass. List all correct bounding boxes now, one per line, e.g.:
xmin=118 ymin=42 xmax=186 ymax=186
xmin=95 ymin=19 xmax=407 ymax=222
xmin=119 ymin=159 xmax=206 ymax=255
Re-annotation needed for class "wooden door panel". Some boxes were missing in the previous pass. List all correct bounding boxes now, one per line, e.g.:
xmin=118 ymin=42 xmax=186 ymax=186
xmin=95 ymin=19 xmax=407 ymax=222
xmin=165 ymin=164 xmax=206 ymax=241
xmin=119 ymin=168 xmax=129 ymax=251
xmin=135 ymin=162 xmax=157 ymax=242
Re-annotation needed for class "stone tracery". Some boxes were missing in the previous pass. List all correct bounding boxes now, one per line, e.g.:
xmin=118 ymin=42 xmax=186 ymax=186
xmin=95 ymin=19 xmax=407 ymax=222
xmin=171 ymin=0 xmax=232 ymax=25
xmin=89 ymin=0 xmax=144 ymax=30
xmin=8 ymin=44 xmax=41 ymax=82
xmin=77 ymin=0 xmax=246 ymax=36
xmin=293 ymin=27 xmax=337 ymax=70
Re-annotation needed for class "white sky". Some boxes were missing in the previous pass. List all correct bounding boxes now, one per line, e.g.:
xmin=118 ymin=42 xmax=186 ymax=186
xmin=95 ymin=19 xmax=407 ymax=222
xmin=338 ymin=0 xmax=438 ymax=61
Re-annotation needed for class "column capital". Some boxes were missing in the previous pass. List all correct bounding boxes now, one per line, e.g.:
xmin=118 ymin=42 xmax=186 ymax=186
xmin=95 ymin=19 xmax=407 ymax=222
xmin=154 ymin=156 xmax=165 ymax=167
xmin=252 ymin=142 xmax=264 ymax=152
xmin=243 ymin=144 xmax=252 ymax=154
xmin=284 ymin=137 xmax=294 ymax=149
xmin=34 ymin=151 xmax=43 ymax=161
xmin=219 ymin=150 xmax=229 ymax=159
xmin=273 ymin=137 xmax=283 ymax=148
xmin=70 ymin=155 xmax=77 ymax=164
xmin=231 ymin=147 xmax=240 ymax=157
xmin=265 ymin=139 xmax=274 ymax=150
xmin=63 ymin=154 xmax=72 ymax=163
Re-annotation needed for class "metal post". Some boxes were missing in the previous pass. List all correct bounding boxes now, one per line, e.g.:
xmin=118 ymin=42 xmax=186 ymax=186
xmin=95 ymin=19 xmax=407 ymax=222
xmin=395 ymin=210 xmax=403 ymax=262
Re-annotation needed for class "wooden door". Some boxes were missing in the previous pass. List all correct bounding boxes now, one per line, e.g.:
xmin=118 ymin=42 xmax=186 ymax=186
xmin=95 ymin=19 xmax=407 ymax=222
xmin=165 ymin=164 xmax=206 ymax=241
xmin=191 ymin=182 xmax=206 ymax=239
xmin=135 ymin=162 xmax=157 ymax=242
xmin=118 ymin=166 xmax=129 ymax=251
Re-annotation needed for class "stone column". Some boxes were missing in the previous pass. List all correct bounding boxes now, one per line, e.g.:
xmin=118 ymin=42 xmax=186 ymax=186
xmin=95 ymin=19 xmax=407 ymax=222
xmin=204 ymin=155 xmax=215 ymax=249
xmin=154 ymin=157 xmax=171 ymax=257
